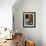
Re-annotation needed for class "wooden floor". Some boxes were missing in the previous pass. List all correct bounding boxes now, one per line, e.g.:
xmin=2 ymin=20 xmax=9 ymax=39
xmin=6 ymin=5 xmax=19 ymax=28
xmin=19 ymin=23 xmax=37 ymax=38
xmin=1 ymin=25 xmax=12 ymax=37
xmin=0 ymin=39 xmax=16 ymax=46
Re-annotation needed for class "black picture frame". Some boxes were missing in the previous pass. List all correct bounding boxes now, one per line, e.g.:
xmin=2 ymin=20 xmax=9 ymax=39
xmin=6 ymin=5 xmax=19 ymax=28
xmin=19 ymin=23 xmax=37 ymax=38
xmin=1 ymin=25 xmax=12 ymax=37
xmin=23 ymin=12 xmax=36 ymax=28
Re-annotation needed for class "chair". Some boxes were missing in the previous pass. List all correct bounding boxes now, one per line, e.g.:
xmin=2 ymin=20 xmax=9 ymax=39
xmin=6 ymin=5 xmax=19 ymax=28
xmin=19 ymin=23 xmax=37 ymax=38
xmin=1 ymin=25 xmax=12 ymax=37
xmin=25 ymin=40 xmax=35 ymax=46
xmin=15 ymin=33 xmax=23 ymax=46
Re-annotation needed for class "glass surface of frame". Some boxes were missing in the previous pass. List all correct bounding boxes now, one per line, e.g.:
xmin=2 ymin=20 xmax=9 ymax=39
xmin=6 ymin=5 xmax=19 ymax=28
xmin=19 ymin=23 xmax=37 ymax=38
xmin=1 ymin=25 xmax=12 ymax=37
xmin=23 ymin=12 xmax=36 ymax=28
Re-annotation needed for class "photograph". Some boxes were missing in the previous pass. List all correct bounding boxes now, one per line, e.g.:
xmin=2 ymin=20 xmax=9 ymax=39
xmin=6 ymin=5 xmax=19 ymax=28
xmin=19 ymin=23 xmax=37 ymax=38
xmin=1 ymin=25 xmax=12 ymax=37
xmin=23 ymin=12 xmax=36 ymax=28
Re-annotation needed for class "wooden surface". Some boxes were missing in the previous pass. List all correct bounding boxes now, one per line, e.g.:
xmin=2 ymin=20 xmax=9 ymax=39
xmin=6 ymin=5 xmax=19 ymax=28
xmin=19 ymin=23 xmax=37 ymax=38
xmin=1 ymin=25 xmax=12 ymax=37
xmin=0 ymin=39 xmax=16 ymax=46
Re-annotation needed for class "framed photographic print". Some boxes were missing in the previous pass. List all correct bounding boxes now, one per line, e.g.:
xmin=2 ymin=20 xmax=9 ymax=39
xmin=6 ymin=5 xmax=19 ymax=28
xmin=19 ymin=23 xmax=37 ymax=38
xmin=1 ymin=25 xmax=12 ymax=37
xmin=23 ymin=12 xmax=36 ymax=28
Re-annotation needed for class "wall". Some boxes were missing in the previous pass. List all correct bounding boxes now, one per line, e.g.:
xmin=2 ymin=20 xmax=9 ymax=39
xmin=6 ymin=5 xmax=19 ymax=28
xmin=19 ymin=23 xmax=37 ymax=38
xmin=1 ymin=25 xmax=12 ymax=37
xmin=41 ymin=0 xmax=46 ymax=46
xmin=0 ymin=0 xmax=16 ymax=30
xmin=13 ymin=0 xmax=42 ymax=46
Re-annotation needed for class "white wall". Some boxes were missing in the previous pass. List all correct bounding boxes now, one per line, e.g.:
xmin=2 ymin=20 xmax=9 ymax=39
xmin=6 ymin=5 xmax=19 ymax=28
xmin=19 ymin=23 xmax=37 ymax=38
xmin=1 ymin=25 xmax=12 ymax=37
xmin=13 ymin=0 xmax=42 ymax=46
xmin=0 ymin=0 xmax=16 ymax=30
xmin=41 ymin=0 xmax=46 ymax=46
